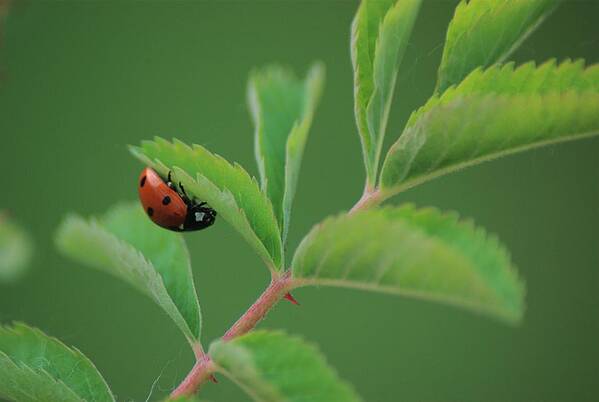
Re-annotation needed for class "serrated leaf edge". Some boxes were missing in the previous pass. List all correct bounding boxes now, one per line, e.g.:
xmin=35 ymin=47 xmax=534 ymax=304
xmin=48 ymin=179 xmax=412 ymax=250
xmin=413 ymin=59 xmax=597 ymax=129
xmin=366 ymin=0 xmax=422 ymax=186
xmin=291 ymin=206 xmax=525 ymax=323
xmin=436 ymin=0 xmax=561 ymax=92
xmin=130 ymin=139 xmax=283 ymax=270
xmin=209 ymin=330 xmax=361 ymax=402
xmin=0 ymin=322 xmax=115 ymax=402
xmin=380 ymin=91 xmax=599 ymax=195
xmin=281 ymin=62 xmax=325 ymax=244
xmin=55 ymin=215 xmax=199 ymax=343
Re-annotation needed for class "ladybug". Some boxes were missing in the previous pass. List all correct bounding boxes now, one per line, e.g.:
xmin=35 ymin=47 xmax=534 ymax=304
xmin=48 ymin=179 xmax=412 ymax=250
xmin=138 ymin=167 xmax=217 ymax=232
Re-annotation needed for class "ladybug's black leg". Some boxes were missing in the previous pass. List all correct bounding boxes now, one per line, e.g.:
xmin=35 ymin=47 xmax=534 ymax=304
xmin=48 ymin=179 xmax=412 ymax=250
xmin=179 ymin=182 xmax=193 ymax=205
xmin=199 ymin=202 xmax=215 ymax=216
xmin=166 ymin=171 xmax=177 ymax=190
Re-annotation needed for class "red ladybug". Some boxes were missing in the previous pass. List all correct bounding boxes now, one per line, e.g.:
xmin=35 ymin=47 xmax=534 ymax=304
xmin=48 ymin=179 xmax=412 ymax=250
xmin=138 ymin=167 xmax=217 ymax=232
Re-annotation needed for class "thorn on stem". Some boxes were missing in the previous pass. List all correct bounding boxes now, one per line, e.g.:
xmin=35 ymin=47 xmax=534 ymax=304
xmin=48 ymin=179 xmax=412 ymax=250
xmin=284 ymin=292 xmax=299 ymax=305
xmin=209 ymin=374 xmax=218 ymax=383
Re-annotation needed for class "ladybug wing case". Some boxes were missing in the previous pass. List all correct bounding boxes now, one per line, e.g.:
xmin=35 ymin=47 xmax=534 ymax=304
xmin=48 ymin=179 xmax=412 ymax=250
xmin=138 ymin=168 xmax=188 ymax=230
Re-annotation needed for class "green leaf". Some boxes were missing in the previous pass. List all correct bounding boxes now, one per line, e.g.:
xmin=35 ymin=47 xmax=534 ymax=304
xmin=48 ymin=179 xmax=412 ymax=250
xmin=209 ymin=331 xmax=361 ymax=402
xmin=130 ymin=138 xmax=283 ymax=271
xmin=0 ymin=214 xmax=33 ymax=283
xmin=248 ymin=63 xmax=324 ymax=244
xmin=412 ymin=59 xmax=599 ymax=127
xmin=55 ymin=203 xmax=202 ymax=344
xmin=0 ymin=322 xmax=114 ymax=402
xmin=292 ymin=205 xmax=524 ymax=323
xmin=436 ymin=0 xmax=560 ymax=93
xmin=380 ymin=61 xmax=599 ymax=193
xmin=352 ymin=0 xmax=422 ymax=186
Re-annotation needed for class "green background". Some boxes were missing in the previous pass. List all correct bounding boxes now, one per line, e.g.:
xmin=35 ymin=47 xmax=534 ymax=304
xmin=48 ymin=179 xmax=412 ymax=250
xmin=1 ymin=1 xmax=598 ymax=401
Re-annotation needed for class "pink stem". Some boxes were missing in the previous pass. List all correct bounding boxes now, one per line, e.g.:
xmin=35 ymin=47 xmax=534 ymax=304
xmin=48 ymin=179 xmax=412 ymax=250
xmin=223 ymin=271 xmax=294 ymax=340
xmin=169 ymin=271 xmax=294 ymax=398
xmin=171 ymin=186 xmax=380 ymax=399
xmin=349 ymin=188 xmax=382 ymax=214
xmin=170 ymin=355 xmax=214 ymax=398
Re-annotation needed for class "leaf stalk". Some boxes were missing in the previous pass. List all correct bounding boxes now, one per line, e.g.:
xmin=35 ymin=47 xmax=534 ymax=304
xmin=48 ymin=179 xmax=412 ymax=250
xmin=350 ymin=187 xmax=383 ymax=214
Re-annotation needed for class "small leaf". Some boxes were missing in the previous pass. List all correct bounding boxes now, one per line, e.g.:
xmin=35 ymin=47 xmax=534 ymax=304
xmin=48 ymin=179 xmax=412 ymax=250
xmin=0 ymin=322 xmax=114 ymax=402
xmin=248 ymin=62 xmax=324 ymax=244
xmin=380 ymin=61 xmax=599 ymax=194
xmin=55 ymin=203 xmax=202 ymax=344
xmin=0 ymin=214 xmax=33 ymax=283
xmin=292 ymin=205 xmax=524 ymax=322
xmin=209 ymin=331 xmax=361 ymax=402
xmin=411 ymin=59 xmax=599 ymax=128
xmin=436 ymin=0 xmax=560 ymax=93
xmin=352 ymin=0 xmax=422 ymax=186
xmin=131 ymin=138 xmax=283 ymax=271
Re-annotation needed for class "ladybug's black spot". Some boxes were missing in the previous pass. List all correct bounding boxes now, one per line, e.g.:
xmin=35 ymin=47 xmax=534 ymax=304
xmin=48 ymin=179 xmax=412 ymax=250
xmin=147 ymin=207 xmax=154 ymax=217
xmin=162 ymin=196 xmax=171 ymax=205
xmin=140 ymin=176 xmax=147 ymax=187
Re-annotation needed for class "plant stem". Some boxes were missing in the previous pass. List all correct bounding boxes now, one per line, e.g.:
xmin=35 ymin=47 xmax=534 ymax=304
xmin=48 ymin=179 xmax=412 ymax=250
xmin=169 ymin=271 xmax=294 ymax=398
xmin=171 ymin=187 xmax=377 ymax=399
xmin=170 ymin=354 xmax=215 ymax=398
xmin=192 ymin=342 xmax=205 ymax=360
xmin=350 ymin=187 xmax=383 ymax=213
xmin=223 ymin=271 xmax=294 ymax=340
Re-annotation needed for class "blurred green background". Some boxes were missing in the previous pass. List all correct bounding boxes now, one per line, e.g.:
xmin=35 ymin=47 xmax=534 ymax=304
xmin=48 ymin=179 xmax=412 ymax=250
xmin=1 ymin=1 xmax=598 ymax=401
